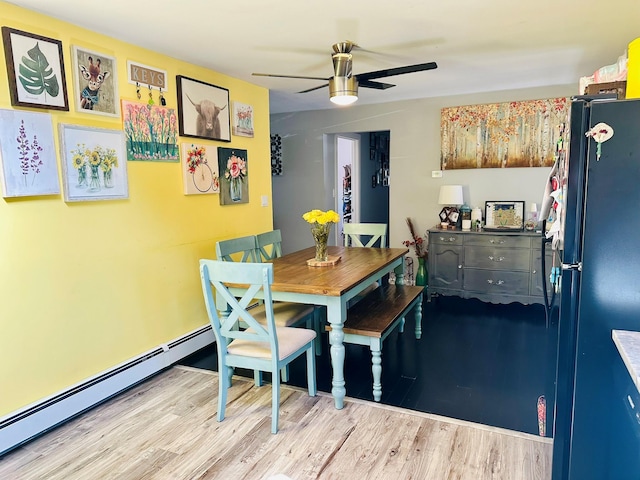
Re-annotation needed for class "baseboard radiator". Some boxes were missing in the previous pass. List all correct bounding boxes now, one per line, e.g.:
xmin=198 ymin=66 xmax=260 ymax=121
xmin=0 ymin=324 xmax=215 ymax=456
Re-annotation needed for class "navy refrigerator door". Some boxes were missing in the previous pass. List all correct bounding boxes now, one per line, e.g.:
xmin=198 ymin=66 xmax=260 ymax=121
xmin=553 ymin=98 xmax=640 ymax=480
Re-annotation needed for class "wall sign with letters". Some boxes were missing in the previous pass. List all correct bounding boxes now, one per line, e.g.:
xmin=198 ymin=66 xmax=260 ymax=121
xmin=127 ymin=60 xmax=167 ymax=91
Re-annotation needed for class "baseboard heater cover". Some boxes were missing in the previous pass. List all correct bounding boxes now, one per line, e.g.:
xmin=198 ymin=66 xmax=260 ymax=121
xmin=0 ymin=324 xmax=214 ymax=456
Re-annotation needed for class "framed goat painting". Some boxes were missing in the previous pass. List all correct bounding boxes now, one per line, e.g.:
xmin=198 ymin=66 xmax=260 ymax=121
xmin=1 ymin=27 xmax=69 ymax=111
xmin=71 ymin=46 xmax=119 ymax=117
xmin=176 ymin=75 xmax=230 ymax=142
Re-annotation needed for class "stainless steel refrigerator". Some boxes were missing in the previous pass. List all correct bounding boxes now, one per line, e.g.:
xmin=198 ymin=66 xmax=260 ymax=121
xmin=552 ymin=97 xmax=640 ymax=479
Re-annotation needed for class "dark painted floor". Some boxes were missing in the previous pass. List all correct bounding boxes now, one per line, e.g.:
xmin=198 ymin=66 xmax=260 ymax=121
xmin=179 ymin=296 xmax=559 ymax=436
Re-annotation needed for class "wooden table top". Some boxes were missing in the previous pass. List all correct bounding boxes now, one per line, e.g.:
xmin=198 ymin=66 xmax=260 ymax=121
xmin=270 ymin=246 xmax=408 ymax=296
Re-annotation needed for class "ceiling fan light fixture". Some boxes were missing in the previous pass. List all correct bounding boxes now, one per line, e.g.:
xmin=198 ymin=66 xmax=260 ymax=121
xmin=329 ymin=76 xmax=358 ymax=106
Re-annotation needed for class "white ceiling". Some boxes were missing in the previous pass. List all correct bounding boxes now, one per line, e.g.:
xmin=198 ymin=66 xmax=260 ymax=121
xmin=6 ymin=0 xmax=639 ymax=114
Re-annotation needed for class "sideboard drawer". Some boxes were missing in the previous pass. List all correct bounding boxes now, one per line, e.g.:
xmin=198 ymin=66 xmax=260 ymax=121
xmin=464 ymin=246 xmax=530 ymax=271
xmin=463 ymin=269 xmax=530 ymax=296
xmin=431 ymin=232 xmax=463 ymax=246
xmin=464 ymin=235 xmax=531 ymax=248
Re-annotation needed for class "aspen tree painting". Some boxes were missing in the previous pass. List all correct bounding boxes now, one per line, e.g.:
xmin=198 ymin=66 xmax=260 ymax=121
xmin=440 ymin=97 xmax=570 ymax=169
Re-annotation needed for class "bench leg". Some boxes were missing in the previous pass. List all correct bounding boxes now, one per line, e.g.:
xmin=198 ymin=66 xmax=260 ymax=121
xmin=414 ymin=297 xmax=423 ymax=340
xmin=371 ymin=339 xmax=383 ymax=402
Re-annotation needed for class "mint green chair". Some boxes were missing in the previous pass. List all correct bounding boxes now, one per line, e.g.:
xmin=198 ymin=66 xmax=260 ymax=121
xmin=215 ymin=235 xmax=259 ymax=263
xmin=343 ymin=223 xmax=388 ymax=248
xmin=200 ymin=259 xmax=317 ymax=434
xmin=216 ymin=233 xmax=315 ymax=383
xmin=257 ymin=229 xmax=323 ymax=357
xmin=343 ymin=223 xmax=389 ymax=306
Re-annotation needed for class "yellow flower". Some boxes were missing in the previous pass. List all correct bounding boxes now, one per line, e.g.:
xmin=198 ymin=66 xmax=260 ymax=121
xmin=89 ymin=150 xmax=101 ymax=166
xmin=302 ymin=209 xmax=339 ymax=224
xmin=72 ymin=154 xmax=84 ymax=169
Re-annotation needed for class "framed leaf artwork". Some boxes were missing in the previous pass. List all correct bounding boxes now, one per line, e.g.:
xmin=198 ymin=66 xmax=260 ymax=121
xmin=0 ymin=109 xmax=60 ymax=198
xmin=1 ymin=27 xmax=69 ymax=111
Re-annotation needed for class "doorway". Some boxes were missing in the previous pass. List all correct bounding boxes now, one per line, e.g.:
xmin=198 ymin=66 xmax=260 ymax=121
xmin=333 ymin=131 xmax=390 ymax=245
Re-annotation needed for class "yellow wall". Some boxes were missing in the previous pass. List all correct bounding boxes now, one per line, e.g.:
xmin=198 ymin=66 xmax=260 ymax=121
xmin=0 ymin=2 xmax=272 ymax=416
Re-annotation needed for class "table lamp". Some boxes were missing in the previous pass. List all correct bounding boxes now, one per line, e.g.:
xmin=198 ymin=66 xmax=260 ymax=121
xmin=438 ymin=185 xmax=464 ymax=228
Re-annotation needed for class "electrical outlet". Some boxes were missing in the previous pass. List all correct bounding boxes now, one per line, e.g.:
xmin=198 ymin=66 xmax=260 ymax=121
xmin=432 ymin=170 xmax=443 ymax=178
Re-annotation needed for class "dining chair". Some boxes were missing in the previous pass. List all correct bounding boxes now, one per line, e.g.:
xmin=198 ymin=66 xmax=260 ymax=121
xmin=343 ymin=223 xmax=388 ymax=248
xmin=200 ymin=259 xmax=317 ymax=434
xmin=343 ymin=223 xmax=389 ymax=305
xmin=256 ymin=229 xmax=323 ymax=358
xmin=217 ymin=233 xmax=315 ymax=383
xmin=215 ymin=235 xmax=259 ymax=263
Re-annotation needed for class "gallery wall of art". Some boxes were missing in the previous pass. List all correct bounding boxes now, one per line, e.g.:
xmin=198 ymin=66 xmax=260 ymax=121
xmin=0 ymin=1 xmax=271 ymax=417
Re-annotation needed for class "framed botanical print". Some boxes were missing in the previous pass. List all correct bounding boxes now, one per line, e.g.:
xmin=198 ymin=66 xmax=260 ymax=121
xmin=71 ymin=46 xmax=119 ymax=116
xmin=176 ymin=75 xmax=230 ymax=142
xmin=1 ymin=27 xmax=69 ymax=110
xmin=0 ymin=109 xmax=60 ymax=197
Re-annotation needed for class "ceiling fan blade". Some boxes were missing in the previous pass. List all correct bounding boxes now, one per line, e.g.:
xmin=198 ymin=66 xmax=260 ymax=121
xmin=252 ymin=73 xmax=330 ymax=81
xmin=356 ymin=62 xmax=438 ymax=81
xmin=358 ymin=79 xmax=395 ymax=90
xmin=298 ymin=84 xmax=329 ymax=94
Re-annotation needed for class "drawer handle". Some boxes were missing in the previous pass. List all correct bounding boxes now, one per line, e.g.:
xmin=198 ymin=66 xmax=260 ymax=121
xmin=486 ymin=279 xmax=505 ymax=285
xmin=489 ymin=239 xmax=506 ymax=244
xmin=439 ymin=236 xmax=457 ymax=242
xmin=488 ymin=256 xmax=505 ymax=262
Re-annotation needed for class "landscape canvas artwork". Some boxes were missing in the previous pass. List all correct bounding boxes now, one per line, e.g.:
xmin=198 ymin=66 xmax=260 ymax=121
xmin=0 ymin=109 xmax=60 ymax=197
xmin=121 ymin=100 xmax=179 ymax=162
xmin=440 ymin=97 xmax=570 ymax=169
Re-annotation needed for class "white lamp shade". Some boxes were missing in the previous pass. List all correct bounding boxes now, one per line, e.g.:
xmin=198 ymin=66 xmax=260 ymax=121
xmin=438 ymin=185 xmax=464 ymax=205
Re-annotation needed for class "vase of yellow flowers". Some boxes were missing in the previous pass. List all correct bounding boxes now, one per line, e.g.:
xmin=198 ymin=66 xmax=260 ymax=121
xmin=302 ymin=209 xmax=340 ymax=262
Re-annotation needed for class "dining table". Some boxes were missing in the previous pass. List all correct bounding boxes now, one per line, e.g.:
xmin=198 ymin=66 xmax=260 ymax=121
xmin=263 ymin=245 xmax=409 ymax=409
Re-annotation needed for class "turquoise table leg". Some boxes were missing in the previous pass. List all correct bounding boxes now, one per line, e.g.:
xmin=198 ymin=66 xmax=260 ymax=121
xmin=326 ymin=297 xmax=346 ymax=409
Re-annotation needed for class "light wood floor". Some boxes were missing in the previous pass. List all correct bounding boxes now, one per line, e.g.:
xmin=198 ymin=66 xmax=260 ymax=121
xmin=0 ymin=366 xmax=552 ymax=479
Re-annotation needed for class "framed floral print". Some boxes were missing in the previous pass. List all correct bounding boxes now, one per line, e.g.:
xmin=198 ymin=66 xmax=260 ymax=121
xmin=2 ymin=27 xmax=69 ymax=110
xmin=232 ymin=101 xmax=254 ymax=137
xmin=218 ymin=147 xmax=248 ymax=205
xmin=59 ymin=124 xmax=129 ymax=202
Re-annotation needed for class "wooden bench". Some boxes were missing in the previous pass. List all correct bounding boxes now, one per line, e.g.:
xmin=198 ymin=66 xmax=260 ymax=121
xmin=326 ymin=284 xmax=424 ymax=402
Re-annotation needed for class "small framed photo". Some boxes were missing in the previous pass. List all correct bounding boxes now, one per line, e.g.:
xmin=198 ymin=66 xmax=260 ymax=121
xmin=71 ymin=46 xmax=119 ymax=116
xmin=485 ymin=201 xmax=525 ymax=231
xmin=176 ymin=75 xmax=230 ymax=142
xmin=2 ymin=27 xmax=69 ymax=110
xmin=59 ymin=124 xmax=129 ymax=202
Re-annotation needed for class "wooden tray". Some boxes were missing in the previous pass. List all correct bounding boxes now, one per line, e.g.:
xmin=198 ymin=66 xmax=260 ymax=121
xmin=307 ymin=255 xmax=341 ymax=267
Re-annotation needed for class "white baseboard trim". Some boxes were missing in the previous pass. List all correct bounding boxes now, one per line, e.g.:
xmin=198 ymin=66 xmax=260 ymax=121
xmin=0 ymin=324 xmax=214 ymax=456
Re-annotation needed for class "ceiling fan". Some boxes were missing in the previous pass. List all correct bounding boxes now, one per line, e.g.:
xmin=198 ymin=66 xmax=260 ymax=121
xmin=252 ymin=41 xmax=437 ymax=106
